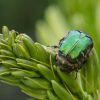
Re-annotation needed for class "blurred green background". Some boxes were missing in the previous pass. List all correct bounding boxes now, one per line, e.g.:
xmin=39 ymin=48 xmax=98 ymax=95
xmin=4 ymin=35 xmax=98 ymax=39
xmin=0 ymin=0 xmax=100 ymax=100
xmin=0 ymin=0 xmax=49 ymax=40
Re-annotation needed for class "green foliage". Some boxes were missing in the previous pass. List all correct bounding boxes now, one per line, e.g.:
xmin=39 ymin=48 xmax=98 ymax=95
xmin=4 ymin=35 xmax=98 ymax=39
xmin=0 ymin=26 xmax=99 ymax=100
xmin=36 ymin=3 xmax=100 ymax=58
xmin=35 ymin=2 xmax=100 ymax=99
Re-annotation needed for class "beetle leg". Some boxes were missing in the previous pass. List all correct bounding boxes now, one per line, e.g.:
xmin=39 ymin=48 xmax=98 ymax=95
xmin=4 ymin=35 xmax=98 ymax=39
xmin=76 ymin=59 xmax=80 ymax=66
xmin=60 ymin=66 xmax=69 ymax=72
xmin=50 ymin=45 xmax=59 ymax=48
xmin=60 ymin=65 xmax=73 ymax=72
xmin=75 ymin=68 xmax=79 ymax=79
xmin=59 ymin=37 xmax=65 ymax=46
xmin=81 ymin=52 xmax=84 ymax=57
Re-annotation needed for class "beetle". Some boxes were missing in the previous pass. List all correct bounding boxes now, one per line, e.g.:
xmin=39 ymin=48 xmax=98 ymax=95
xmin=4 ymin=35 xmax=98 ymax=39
xmin=56 ymin=30 xmax=93 ymax=72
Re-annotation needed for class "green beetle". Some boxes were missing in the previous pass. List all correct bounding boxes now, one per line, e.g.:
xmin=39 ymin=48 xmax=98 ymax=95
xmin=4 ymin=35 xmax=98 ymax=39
xmin=56 ymin=30 xmax=93 ymax=72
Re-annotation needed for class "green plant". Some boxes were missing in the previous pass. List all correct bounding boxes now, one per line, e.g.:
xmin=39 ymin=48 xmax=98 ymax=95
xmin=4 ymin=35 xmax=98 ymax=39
xmin=0 ymin=25 xmax=99 ymax=100
xmin=36 ymin=4 xmax=100 ymax=99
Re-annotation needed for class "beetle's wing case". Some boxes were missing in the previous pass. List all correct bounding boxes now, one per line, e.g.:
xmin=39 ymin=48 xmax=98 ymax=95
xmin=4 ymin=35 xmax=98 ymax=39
xmin=59 ymin=30 xmax=80 ymax=56
xmin=68 ymin=32 xmax=93 ymax=59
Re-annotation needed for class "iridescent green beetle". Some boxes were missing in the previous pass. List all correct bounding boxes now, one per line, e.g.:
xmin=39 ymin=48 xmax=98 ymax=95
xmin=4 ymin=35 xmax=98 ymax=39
xmin=56 ymin=30 xmax=93 ymax=72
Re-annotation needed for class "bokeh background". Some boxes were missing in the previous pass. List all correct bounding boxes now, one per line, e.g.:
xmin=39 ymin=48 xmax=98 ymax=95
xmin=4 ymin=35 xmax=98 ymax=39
xmin=0 ymin=0 xmax=100 ymax=100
